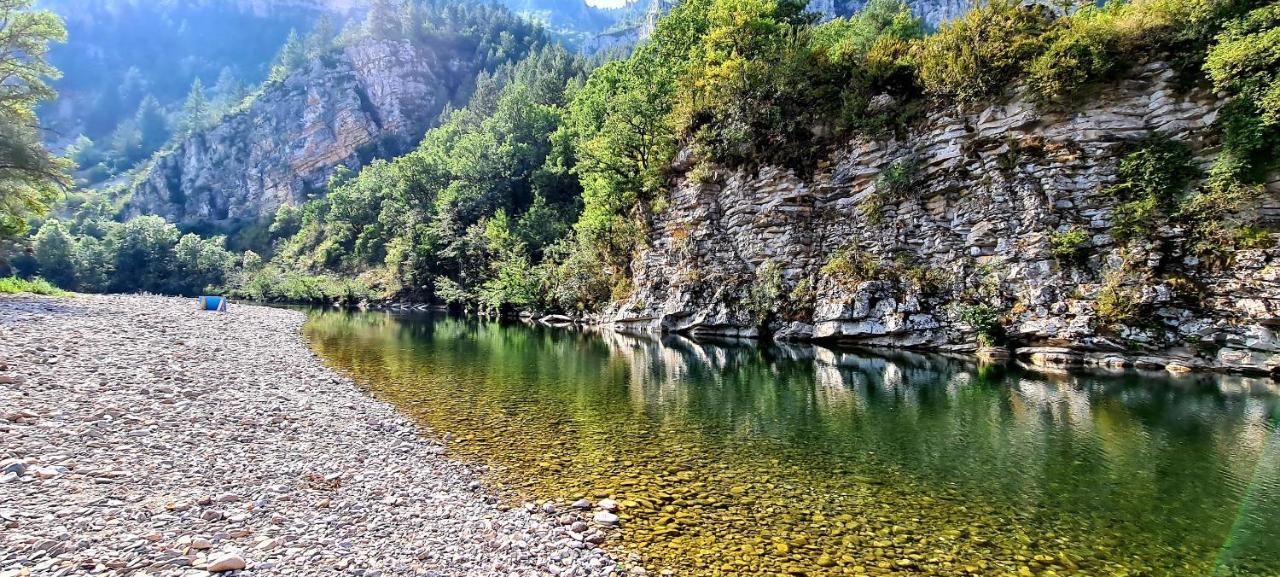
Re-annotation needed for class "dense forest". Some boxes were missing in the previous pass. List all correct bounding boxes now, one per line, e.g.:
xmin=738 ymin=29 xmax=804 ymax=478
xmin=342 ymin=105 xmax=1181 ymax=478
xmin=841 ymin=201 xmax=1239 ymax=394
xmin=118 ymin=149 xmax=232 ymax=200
xmin=2 ymin=0 xmax=1278 ymax=319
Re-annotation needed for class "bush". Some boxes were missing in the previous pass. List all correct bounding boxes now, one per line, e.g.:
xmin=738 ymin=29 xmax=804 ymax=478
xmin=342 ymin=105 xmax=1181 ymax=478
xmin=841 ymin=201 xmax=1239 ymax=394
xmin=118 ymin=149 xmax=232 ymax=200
xmin=0 ymin=276 xmax=68 ymax=296
xmin=1204 ymin=3 xmax=1280 ymax=126
xmin=957 ymin=303 xmax=1005 ymax=347
xmin=1027 ymin=3 xmax=1127 ymax=101
xmin=228 ymin=268 xmax=374 ymax=306
xmin=914 ymin=0 xmax=1052 ymax=102
xmin=820 ymin=245 xmax=883 ymax=286
xmin=1027 ymin=0 xmax=1198 ymax=101
xmin=877 ymin=155 xmax=919 ymax=197
xmin=1050 ymin=227 xmax=1091 ymax=263
xmin=744 ymin=259 xmax=784 ymax=324
xmin=1094 ymin=268 xmax=1145 ymax=329
xmin=1106 ymin=134 xmax=1200 ymax=241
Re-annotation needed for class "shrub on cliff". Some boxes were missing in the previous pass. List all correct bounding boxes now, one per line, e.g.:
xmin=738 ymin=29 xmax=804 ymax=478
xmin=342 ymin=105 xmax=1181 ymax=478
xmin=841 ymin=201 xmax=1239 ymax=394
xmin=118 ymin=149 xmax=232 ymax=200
xmin=957 ymin=303 xmax=1006 ymax=347
xmin=1205 ymin=2 xmax=1280 ymax=127
xmin=1027 ymin=0 xmax=1217 ymax=101
xmin=1105 ymin=134 xmax=1200 ymax=242
xmin=914 ymin=0 xmax=1052 ymax=102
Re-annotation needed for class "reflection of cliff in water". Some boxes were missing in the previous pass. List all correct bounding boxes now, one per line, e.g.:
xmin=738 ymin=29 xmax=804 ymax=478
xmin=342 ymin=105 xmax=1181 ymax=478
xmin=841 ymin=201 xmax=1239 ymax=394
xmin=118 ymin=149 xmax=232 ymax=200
xmin=305 ymin=309 xmax=1280 ymax=575
xmin=590 ymin=327 xmax=1280 ymax=563
xmin=593 ymin=327 xmax=1278 ymax=442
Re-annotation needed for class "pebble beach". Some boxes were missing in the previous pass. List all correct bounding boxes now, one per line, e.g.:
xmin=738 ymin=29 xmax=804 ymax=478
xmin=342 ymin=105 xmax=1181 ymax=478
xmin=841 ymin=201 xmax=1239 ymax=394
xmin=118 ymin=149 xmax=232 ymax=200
xmin=0 ymin=294 xmax=620 ymax=576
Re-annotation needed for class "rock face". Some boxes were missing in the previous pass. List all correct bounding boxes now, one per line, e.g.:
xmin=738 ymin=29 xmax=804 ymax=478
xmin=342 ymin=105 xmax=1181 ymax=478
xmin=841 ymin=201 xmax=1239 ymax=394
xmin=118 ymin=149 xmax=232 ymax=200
xmin=125 ymin=38 xmax=469 ymax=225
xmin=611 ymin=62 xmax=1280 ymax=374
xmin=808 ymin=0 xmax=971 ymax=27
xmin=583 ymin=0 xmax=964 ymax=55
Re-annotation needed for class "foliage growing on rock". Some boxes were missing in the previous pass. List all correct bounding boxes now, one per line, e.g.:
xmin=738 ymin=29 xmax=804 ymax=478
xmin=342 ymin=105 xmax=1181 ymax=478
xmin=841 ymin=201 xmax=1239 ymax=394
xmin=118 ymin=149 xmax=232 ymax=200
xmin=957 ymin=303 xmax=1005 ymax=347
xmin=1049 ymin=227 xmax=1091 ymax=265
xmin=744 ymin=259 xmax=785 ymax=325
xmin=1094 ymin=267 xmax=1147 ymax=330
xmin=820 ymin=245 xmax=883 ymax=286
xmin=1106 ymin=134 xmax=1200 ymax=242
xmin=914 ymin=0 xmax=1051 ymax=103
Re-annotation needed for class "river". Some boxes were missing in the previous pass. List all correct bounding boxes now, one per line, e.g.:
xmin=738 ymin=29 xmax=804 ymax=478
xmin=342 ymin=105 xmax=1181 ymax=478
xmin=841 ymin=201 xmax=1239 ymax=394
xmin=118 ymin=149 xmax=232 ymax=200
xmin=304 ymin=309 xmax=1280 ymax=576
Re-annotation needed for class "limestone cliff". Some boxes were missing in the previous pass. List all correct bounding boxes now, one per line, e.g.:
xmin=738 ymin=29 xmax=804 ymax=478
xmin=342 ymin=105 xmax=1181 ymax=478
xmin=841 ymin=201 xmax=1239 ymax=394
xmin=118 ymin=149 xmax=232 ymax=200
xmin=124 ymin=38 xmax=466 ymax=225
xmin=611 ymin=62 xmax=1280 ymax=375
xmin=583 ymin=0 xmax=969 ymax=53
xmin=807 ymin=0 xmax=971 ymax=27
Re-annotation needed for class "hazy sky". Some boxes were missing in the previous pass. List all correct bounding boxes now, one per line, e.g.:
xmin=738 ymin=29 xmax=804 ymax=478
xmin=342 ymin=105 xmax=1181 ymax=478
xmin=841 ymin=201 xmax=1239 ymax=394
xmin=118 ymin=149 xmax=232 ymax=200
xmin=585 ymin=0 xmax=631 ymax=7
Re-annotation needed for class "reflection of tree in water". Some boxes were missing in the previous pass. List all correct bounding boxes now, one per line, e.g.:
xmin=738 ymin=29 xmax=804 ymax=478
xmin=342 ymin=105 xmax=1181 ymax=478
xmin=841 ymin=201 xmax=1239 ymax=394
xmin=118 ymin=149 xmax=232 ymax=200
xmin=304 ymin=310 xmax=1280 ymax=576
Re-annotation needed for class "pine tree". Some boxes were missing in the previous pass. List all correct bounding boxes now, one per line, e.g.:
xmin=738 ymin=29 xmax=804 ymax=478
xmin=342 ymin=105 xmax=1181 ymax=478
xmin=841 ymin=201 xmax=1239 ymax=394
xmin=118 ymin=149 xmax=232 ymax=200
xmin=134 ymin=95 xmax=168 ymax=155
xmin=0 ymin=0 xmax=71 ymax=238
xmin=117 ymin=66 xmax=147 ymax=110
xmin=177 ymin=78 xmax=209 ymax=139
xmin=212 ymin=67 xmax=248 ymax=112
xmin=399 ymin=2 xmax=422 ymax=40
xmin=270 ymin=29 xmax=307 ymax=81
xmin=366 ymin=0 xmax=400 ymax=39
xmin=107 ymin=118 xmax=141 ymax=166
xmin=305 ymin=16 xmax=337 ymax=60
xmin=281 ymin=29 xmax=307 ymax=71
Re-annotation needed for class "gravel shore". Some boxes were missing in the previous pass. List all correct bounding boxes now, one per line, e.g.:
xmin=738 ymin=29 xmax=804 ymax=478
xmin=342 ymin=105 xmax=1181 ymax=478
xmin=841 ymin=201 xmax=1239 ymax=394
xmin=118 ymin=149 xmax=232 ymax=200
xmin=0 ymin=294 xmax=620 ymax=576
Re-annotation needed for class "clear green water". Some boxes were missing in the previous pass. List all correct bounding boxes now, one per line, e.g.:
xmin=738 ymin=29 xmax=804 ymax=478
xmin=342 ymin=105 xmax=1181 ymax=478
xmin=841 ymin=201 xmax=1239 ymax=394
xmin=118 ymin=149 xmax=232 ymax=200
xmin=304 ymin=309 xmax=1280 ymax=576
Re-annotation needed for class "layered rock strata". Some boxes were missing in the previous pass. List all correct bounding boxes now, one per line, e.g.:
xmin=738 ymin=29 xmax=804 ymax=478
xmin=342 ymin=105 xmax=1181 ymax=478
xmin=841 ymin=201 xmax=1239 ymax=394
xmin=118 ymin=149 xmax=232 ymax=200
xmin=611 ymin=62 xmax=1280 ymax=375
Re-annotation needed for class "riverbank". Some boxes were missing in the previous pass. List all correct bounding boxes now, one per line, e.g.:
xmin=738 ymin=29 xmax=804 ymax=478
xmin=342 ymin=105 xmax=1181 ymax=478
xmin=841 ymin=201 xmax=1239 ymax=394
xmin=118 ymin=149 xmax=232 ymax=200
xmin=0 ymin=294 xmax=620 ymax=576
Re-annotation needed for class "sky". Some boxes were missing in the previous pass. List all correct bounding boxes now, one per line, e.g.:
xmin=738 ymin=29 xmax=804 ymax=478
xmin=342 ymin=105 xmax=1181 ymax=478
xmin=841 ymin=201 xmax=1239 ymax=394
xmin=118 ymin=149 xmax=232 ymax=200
xmin=585 ymin=0 xmax=631 ymax=7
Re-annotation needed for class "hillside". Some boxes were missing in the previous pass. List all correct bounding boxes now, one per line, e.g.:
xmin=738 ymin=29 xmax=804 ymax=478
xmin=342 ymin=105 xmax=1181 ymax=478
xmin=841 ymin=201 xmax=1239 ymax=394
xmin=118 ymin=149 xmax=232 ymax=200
xmin=12 ymin=0 xmax=1280 ymax=374
xmin=36 ymin=0 xmax=343 ymax=148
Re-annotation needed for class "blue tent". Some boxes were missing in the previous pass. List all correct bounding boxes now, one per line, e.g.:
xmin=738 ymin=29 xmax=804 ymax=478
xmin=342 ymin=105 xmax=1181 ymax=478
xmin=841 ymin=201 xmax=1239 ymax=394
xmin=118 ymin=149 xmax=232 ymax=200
xmin=199 ymin=296 xmax=228 ymax=312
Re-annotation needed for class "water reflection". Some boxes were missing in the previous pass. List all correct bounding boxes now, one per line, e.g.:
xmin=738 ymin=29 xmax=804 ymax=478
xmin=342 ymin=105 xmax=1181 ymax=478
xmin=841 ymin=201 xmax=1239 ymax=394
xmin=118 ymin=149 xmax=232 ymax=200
xmin=305 ymin=310 xmax=1280 ymax=576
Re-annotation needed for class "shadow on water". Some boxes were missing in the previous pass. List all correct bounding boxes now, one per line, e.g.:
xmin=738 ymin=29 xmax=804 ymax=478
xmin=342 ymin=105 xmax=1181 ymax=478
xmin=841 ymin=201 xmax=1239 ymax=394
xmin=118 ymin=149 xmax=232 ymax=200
xmin=303 ymin=308 xmax=1280 ymax=576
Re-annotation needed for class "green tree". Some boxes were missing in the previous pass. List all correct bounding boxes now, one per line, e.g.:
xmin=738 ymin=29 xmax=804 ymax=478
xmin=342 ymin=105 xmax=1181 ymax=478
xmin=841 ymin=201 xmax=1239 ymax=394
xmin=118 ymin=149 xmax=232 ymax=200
xmin=134 ymin=95 xmax=169 ymax=155
xmin=366 ymin=0 xmax=401 ymax=39
xmin=212 ymin=67 xmax=248 ymax=113
xmin=174 ymin=233 xmax=233 ymax=295
xmin=271 ymin=29 xmax=307 ymax=81
xmin=107 ymin=118 xmax=141 ymax=165
xmin=559 ymin=54 xmax=676 ymax=273
xmin=33 ymin=219 xmax=75 ymax=288
xmin=177 ymin=78 xmax=210 ymax=139
xmin=305 ymin=16 xmax=337 ymax=60
xmin=72 ymin=235 xmax=112 ymax=293
xmin=914 ymin=0 xmax=1053 ymax=102
xmin=66 ymin=135 xmax=104 ymax=170
xmin=0 ymin=0 xmax=71 ymax=237
xmin=107 ymin=215 xmax=180 ymax=293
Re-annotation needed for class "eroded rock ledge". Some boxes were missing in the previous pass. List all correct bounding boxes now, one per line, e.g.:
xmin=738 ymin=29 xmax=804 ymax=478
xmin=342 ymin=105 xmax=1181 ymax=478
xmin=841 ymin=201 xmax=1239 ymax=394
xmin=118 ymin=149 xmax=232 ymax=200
xmin=609 ymin=62 xmax=1280 ymax=377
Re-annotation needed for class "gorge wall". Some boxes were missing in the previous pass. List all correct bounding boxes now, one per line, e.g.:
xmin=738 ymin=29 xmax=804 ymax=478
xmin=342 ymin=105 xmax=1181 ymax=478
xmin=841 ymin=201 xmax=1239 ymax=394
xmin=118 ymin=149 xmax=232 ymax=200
xmin=611 ymin=62 xmax=1280 ymax=376
xmin=124 ymin=38 xmax=466 ymax=225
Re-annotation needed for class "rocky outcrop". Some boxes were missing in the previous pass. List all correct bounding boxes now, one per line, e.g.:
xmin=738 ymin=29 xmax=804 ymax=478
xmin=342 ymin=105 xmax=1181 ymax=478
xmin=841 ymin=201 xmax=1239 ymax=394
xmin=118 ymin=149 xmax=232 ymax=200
xmin=808 ymin=0 xmax=971 ymax=27
xmin=583 ymin=0 xmax=964 ymax=55
xmin=611 ymin=62 xmax=1280 ymax=375
xmin=125 ymin=38 xmax=468 ymax=225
